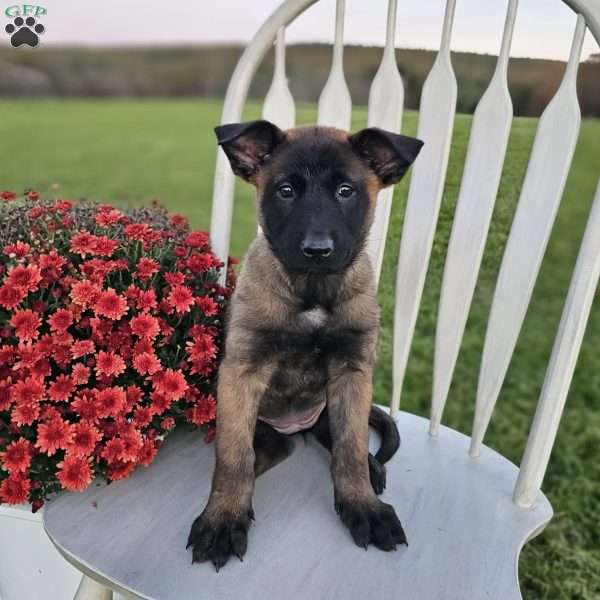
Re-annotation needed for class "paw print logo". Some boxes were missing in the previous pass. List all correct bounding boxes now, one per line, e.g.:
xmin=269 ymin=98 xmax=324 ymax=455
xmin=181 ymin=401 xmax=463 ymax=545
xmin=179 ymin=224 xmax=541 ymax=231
xmin=5 ymin=16 xmax=45 ymax=48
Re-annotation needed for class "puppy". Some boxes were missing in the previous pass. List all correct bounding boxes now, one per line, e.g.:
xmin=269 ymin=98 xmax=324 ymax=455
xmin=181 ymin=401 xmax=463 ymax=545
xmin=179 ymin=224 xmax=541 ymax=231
xmin=187 ymin=120 xmax=423 ymax=570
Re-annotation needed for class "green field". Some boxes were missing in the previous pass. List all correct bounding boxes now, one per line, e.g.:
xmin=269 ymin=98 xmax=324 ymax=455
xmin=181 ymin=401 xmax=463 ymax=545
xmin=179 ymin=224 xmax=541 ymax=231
xmin=1 ymin=99 xmax=599 ymax=598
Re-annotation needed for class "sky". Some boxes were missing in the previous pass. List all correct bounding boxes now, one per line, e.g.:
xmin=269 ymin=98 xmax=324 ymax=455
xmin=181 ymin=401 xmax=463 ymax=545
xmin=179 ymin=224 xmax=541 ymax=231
xmin=0 ymin=0 xmax=598 ymax=61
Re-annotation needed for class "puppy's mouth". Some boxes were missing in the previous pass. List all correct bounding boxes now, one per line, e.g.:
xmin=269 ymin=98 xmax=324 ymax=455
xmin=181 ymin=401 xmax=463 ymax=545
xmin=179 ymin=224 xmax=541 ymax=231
xmin=281 ymin=252 xmax=353 ymax=275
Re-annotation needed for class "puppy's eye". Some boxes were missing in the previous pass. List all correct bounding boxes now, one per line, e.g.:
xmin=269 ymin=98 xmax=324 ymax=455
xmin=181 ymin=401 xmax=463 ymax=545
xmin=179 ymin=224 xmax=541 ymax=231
xmin=277 ymin=184 xmax=295 ymax=200
xmin=336 ymin=184 xmax=355 ymax=200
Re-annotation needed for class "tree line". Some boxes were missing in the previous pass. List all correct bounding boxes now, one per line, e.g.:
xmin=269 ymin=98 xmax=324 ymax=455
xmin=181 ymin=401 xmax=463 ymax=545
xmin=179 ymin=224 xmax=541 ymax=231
xmin=0 ymin=44 xmax=598 ymax=117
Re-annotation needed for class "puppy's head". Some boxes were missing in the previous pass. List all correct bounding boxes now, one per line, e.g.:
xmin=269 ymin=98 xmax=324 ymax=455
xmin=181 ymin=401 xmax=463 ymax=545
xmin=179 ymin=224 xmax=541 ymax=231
xmin=216 ymin=120 xmax=423 ymax=274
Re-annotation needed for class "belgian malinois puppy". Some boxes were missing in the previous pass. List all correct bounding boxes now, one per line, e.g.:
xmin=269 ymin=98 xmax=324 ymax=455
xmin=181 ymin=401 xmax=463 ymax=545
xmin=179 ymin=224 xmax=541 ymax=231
xmin=187 ymin=120 xmax=423 ymax=570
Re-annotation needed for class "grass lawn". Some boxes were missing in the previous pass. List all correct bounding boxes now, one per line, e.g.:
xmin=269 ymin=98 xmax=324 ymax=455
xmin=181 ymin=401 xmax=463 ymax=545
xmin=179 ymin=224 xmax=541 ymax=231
xmin=1 ymin=99 xmax=599 ymax=598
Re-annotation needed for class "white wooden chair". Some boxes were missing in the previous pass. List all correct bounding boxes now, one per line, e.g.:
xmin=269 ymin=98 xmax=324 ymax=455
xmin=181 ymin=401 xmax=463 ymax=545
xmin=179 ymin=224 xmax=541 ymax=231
xmin=43 ymin=1 xmax=600 ymax=598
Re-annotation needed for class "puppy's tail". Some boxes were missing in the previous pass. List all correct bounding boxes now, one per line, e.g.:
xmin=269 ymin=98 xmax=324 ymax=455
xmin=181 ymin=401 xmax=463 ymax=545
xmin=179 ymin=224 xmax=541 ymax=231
xmin=369 ymin=405 xmax=400 ymax=465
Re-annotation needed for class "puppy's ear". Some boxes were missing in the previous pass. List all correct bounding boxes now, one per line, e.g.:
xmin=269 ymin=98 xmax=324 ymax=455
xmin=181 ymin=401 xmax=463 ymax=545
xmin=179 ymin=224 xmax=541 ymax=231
xmin=215 ymin=120 xmax=285 ymax=182
xmin=349 ymin=128 xmax=424 ymax=187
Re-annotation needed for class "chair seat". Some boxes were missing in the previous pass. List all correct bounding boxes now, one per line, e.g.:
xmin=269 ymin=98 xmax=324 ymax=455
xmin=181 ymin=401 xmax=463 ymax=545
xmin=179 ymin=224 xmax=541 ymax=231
xmin=43 ymin=411 xmax=552 ymax=600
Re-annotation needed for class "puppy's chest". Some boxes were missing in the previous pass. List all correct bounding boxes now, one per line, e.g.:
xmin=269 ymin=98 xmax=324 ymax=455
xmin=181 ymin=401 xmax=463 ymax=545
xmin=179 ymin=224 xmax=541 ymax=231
xmin=252 ymin=305 xmax=361 ymax=364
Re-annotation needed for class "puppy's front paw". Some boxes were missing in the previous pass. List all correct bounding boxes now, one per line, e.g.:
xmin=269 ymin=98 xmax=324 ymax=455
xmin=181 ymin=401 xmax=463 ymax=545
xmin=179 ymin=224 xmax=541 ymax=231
xmin=187 ymin=507 xmax=254 ymax=571
xmin=335 ymin=497 xmax=407 ymax=551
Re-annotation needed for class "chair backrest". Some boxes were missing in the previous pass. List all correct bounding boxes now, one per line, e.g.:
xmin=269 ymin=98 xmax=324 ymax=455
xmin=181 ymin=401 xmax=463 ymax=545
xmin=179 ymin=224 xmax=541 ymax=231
xmin=209 ymin=0 xmax=600 ymax=509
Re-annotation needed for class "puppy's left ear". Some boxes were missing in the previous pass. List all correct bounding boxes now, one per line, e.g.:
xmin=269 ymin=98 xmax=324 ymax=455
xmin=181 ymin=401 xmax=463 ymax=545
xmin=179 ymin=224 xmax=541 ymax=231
xmin=349 ymin=128 xmax=424 ymax=187
xmin=215 ymin=120 xmax=285 ymax=183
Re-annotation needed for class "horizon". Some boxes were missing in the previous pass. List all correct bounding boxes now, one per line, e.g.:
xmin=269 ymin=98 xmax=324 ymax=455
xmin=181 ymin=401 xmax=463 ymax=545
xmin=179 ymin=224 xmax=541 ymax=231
xmin=8 ymin=40 xmax=597 ymax=64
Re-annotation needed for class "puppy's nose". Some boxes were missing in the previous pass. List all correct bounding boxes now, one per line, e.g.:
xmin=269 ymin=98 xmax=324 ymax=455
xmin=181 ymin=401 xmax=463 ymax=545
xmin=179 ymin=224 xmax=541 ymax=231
xmin=301 ymin=235 xmax=334 ymax=258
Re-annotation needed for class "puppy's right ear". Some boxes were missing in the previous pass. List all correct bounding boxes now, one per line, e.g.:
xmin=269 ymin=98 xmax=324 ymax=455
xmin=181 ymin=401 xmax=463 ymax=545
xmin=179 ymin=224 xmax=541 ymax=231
xmin=215 ymin=120 xmax=285 ymax=182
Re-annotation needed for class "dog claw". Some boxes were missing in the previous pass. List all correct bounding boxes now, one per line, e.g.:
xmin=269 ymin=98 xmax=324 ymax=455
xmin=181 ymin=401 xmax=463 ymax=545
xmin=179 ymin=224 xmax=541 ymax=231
xmin=187 ymin=509 xmax=252 ymax=570
xmin=337 ymin=497 xmax=407 ymax=552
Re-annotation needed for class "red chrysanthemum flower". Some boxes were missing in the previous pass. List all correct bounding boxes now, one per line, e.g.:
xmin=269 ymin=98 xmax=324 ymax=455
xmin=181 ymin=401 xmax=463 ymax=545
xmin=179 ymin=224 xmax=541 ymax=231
xmin=96 ymin=351 xmax=126 ymax=378
xmin=1 ymin=190 xmax=17 ymax=202
xmin=0 ymin=379 xmax=12 ymax=411
xmin=11 ymin=401 xmax=41 ymax=426
xmin=164 ymin=272 xmax=185 ymax=287
xmin=56 ymin=455 xmax=93 ymax=492
xmin=9 ymin=309 xmax=41 ymax=341
xmin=48 ymin=308 xmax=74 ymax=332
xmin=30 ymin=357 xmax=52 ymax=379
xmin=0 ymin=438 xmax=34 ymax=473
xmin=4 ymin=240 xmax=30 ymax=258
xmin=28 ymin=206 xmax=44 ymax=218
xmin=0 ymin=282 xmax=27 ymax=310
xmin=123 ymin=223 xmax=152 ymax=242
xmin=120 ymin=429 xmax=143 ymax=462
xmin=71 ymin=363 xmax=91 ymax=385
xmin=186 ymin=332 xmax=217 ymax=363
xmin=136 ymin=289 xmax=157 ymax=312
xmin=11 ymin=378 xmax=45 ymax=404
xmin=26 ymin=190 xmax=39 ymax=201
xmin=186 ymin=394 xmax=217 ymax=426
xmin=39 ymin=405 xmax=61 ymax=422
xmin=136 ymin=258 xmax=160 ymax=280
xmin=71 ymin=340 xmax=95 ymax=359
xmin=196 ymin=295 xmax=219 ymax=317
xmin=39 ymin=250 xmax=67 ymax=272
xmin=184 ymin=231 xmax=209 ymax=248
xmin=93 ymin=236 xmax=119 ymax=257
xmin=71 ymin=391 xmax=99 ymax=422
xmin=36 ymin=419 xmax=73 ymax=456
xmin=161 ymin=417 xmax=175 ymax=430
xmin=70 ymin=280 xmax=100 ymax=307
xmin=151 ymin=391 xmax=171 ymax=414
xmin=94 ymin=288 xmax=128 ymax=320
xmin=95 ymin=208 xmax=123 ymax=227
xmin=7 ymin=264 xmax=42 ymax=293
xmin=96 ymin=386 xmax=126 ymax=418
xmin=153 ymin=369 xmax=188 ymax=401
xmin=0 ymin=473 xmax=31 ymax=504
xmin=70 ymin=232 xmax=97 ymax=257
xmin=170 ymin=213 xmax=188 ymax=228
xmin=187 ymin=253 xmax=215 ymax=274
xmin=67 ymin=422 xmax=102 ymax=458
xmin=107 ymin=460 xmax=136 ymax=481
xmin=167 ymin=285 xmax=194 ymax=314
xmin=132 ymin=352 xmax=161 ymax=376
xmin=48 ymin=374 xmax=75 ymax=402
xmin=101 ymin=437 xmax=126 ymax=463
xmin=137 ymin=439 xmax=158 ymax=467
xmin=133 ymin=406 xmax=153 ymax=427
xmin=130 ymin=314 xmax=160 ymax=339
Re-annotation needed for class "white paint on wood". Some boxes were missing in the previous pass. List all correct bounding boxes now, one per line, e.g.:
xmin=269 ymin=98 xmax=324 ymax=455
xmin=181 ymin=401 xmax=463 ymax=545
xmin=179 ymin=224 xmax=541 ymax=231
xmin=514 ymin=179 xmax=600 ymax=507
xmin=43 ymin=411 xmax=552 ymax=600
xmin=262 ymin=28 xmax=296 ymax=130
xmin=430 ymin=0 xmax=518 ymax=436
xmin=391 ymin=0 xmax=457 ymax=416
xmin=563 ymin=0 xmax=600 ymax=46
xmin=74 ymin=576 xmax=113 ymax=600
xmin=365 ymin=0 xmax=404 ymax=286
xmin=317 ymin=0 xmax=352 ymax=130
xmin=210 ymin=0 xmax=318 ymax=283
xmin=470 ymin=15 xmax=586 ymax=457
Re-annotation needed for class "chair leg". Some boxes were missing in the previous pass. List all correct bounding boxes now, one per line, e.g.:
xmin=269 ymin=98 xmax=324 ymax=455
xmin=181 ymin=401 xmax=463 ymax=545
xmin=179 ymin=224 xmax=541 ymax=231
xmin=73 ymin=575 xmax=113 ymax=600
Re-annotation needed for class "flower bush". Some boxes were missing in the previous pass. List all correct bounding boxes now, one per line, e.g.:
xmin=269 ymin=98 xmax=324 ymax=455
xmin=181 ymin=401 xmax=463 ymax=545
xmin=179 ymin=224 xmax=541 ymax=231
xmin=0 ymin=191 xmax=235 ymax=509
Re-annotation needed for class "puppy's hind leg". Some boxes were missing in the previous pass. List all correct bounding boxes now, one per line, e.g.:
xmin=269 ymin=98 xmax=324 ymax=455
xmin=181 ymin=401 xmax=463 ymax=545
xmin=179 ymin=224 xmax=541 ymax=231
xmin=254 ymin=420 xmax=295 ymax=477
xmin=310 ymin=407 xmax=387 ymax=495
